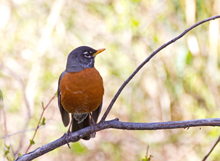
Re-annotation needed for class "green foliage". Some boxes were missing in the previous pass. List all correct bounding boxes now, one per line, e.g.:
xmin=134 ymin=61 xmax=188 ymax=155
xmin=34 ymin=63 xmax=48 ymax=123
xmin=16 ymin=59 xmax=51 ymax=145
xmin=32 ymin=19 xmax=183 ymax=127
xmin=142 ymin=155 xmax=153 ymax=161
xmin=42 ymin=101 xmax=44 ymax=109
xmin=4 ymin=144 xmax=14 ymax=161
xmin=142 ymin=146 xmax=153 ymax=161
xmin=41 ymin=117 xmax=46 ymax=125
xmin=4 ymin=144 xmax=10 ymax=156
xmin=30 ymin=139 xmax=35 ymax=146
xmin=70 ymin=142 xmax=87 ymax=155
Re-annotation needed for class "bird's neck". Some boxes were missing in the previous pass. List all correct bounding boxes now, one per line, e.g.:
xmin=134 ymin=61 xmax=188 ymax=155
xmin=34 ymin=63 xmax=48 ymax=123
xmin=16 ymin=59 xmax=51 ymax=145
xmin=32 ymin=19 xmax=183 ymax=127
xmin=66 ymin=60 xmax=95 ymax=73
xmin=66 ymin=65 xmax=83 ymax=73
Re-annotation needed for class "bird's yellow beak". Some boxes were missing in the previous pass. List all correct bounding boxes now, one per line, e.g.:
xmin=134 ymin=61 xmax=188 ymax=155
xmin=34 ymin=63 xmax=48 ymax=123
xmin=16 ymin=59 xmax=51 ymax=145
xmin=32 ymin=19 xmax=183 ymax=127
xmin=93 ymin=48 xmax=105 ymax=57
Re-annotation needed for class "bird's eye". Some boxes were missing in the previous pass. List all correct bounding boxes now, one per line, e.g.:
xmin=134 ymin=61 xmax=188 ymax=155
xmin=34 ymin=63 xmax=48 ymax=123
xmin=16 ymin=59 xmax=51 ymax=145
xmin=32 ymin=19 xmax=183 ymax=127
xmin=83 ymin=52 xmax=91 ymax=58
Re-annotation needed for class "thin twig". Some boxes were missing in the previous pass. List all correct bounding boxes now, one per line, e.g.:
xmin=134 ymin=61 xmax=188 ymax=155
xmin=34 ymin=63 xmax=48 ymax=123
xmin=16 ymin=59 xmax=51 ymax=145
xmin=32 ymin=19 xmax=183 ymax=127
xmin=0 ymin=64 xmax=31 ymax=157
xmin=0 ymin=90 xmax=11 ymax=159
xmin=100 ymin=15 xmax=220 ymax=122
xmin=25 ymin=93 xmax=56 ymax=154
xmin=0 ymin=64 xmax=31 ymax=120
xmin=16 ymin=118 xmax=220 ymax=161
xmin=0 ymin=90 xmax=7 ymax=135
xmin=0 ymin=126 xmax=45 ymax=140
xmin=202 ymin=134 xmax=220 ymax=161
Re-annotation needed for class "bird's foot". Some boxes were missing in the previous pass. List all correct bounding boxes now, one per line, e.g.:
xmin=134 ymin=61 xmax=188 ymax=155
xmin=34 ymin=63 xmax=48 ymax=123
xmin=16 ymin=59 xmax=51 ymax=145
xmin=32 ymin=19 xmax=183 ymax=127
xmin=89 ymin=113 xmax=96 ymax=138
xmin=63 ymin=117 xmax=74 ymax=148
xmin=63 ymin=131 xmax=71 ymax=149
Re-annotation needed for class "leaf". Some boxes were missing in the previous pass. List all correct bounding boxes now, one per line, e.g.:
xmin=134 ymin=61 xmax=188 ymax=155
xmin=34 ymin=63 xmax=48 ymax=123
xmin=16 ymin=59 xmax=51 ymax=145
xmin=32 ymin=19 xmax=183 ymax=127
xmin=4 ymin=144 xmax=11 ymax=156
xmin=30 ymin=139 xmax=35 ymax=146
xmin=4 ymin=144 xmax=10 ymax=149
xmin=142 ymin=155 xmax=153 ymax=161
xmin=142 ymin=146 xmax=153 ymax=161
xmin=41 ymin=117 xmax=46 ymax=125
xmin=4 ymin=149 xmax=10 ymax=156
xmin=41 ymin=101 xmax=44 ymax=109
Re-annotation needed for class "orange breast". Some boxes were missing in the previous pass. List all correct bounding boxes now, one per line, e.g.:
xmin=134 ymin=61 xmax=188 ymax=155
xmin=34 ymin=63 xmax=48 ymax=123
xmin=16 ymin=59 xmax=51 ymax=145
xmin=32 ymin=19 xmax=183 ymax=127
xmin=60 ymin=68 xmax=104 ymax=114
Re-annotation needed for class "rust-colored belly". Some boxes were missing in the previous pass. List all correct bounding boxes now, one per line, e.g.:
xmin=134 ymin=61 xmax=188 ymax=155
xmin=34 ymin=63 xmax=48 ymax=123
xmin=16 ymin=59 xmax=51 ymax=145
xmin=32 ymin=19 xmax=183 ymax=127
xmin=60 ymin=68 xmax=104 ymax=114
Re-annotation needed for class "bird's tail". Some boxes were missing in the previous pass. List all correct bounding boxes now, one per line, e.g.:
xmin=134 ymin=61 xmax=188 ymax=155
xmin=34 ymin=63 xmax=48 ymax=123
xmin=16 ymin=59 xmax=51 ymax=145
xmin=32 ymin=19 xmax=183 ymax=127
xmin=71 ymin=114 xmax=94 ymax=140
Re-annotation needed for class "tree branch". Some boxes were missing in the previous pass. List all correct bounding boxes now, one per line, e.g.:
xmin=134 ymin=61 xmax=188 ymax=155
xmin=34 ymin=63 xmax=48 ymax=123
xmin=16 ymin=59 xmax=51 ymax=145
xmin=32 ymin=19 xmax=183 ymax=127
xmin=202 ymin=135 xmax=220 ymax=161
xmin=100 ymin=15 xmax=220 ymax=122
xmin=16 ymin=118 xmax=220 ymax=161
xmin=25 ymin=93 xmax=56 ymax=154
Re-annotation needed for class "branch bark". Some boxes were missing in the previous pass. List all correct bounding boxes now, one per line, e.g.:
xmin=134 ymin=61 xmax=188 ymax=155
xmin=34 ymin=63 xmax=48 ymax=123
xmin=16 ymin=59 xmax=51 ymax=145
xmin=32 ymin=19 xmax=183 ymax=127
xmin=16 ymin=118 xmax=220 ymax=161
xmin=202 ymin=135 xmax=220 ymax=161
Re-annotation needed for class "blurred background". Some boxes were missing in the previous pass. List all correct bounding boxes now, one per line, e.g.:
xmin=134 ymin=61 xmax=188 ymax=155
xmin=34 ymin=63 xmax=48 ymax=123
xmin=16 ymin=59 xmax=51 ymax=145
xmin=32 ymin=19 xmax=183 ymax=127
xmin=0 ymin=0 xmax=220 ymax=160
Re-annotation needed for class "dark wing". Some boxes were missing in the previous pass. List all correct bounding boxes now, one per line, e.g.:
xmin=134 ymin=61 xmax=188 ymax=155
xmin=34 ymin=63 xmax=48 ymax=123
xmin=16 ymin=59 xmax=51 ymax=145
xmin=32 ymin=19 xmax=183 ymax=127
xmin=58 ymin=71 xmax=70 ymax=127
xmin=92 ymin=101 xmax=102 ymax=123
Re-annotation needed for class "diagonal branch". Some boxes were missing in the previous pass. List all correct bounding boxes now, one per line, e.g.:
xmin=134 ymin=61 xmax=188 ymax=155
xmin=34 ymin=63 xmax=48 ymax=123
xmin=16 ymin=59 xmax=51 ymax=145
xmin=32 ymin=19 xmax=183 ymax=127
xmin=100 ymin=15 xmax=220 ymax=122
xmin=25 ymin=93 xmax=56 ymax=154
xmin=16 ymin=118 xmax=220 ymax=161
xmin=202 ymin=135 xmax=220 ymax=161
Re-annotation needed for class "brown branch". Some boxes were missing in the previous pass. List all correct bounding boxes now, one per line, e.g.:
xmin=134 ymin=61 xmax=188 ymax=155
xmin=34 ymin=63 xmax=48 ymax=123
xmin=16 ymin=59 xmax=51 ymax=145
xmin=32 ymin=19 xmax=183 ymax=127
xmin=25 ymin=93 xmax=56 ymax=154
xmin=0 ymin=127 xmax=44 ymax=140
xmin=202 ymin=135 xmax=220 ymax=161
xmin=0 ymin=89 xmax=12 ymax=159
xmin=0 ymin=64 xmax=31 ymax=120
xmin=0 ymin=64 xmax=31 ymax=156
xmin=16 ymin=118 xmax=220 ymax=161
xmin=100 ymin=15 xmax=220 ymax=122
xmin=0 ymin=90 xmax=7 ymax=136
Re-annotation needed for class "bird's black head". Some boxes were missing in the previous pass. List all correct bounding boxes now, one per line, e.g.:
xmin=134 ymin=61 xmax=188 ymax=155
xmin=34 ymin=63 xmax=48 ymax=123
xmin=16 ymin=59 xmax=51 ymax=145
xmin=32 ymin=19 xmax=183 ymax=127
xmin=65 ymin=46 xmax=105 ymax=73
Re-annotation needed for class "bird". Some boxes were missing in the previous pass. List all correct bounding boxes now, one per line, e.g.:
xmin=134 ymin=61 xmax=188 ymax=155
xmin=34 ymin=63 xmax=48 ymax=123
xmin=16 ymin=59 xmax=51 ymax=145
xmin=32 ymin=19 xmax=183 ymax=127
xmin=57 ymin=46 xmax=105 ymax=140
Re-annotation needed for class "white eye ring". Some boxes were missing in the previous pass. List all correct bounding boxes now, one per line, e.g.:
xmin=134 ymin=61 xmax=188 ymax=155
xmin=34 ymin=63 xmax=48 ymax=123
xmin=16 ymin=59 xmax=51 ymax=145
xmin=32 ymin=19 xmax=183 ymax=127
xmin=83 ymin=52 xmax=91 ymax=58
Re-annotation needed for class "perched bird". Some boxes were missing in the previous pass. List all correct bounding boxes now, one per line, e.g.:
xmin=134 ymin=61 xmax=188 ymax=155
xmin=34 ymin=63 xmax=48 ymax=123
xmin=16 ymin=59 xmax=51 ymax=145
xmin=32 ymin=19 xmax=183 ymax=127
xmin=58 ymin=46 xmax=105 ymax=140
